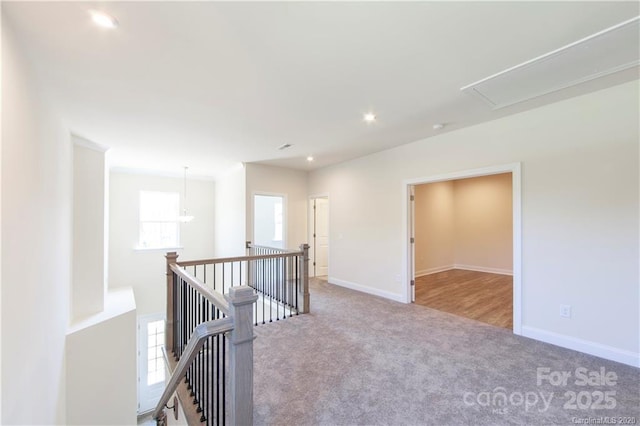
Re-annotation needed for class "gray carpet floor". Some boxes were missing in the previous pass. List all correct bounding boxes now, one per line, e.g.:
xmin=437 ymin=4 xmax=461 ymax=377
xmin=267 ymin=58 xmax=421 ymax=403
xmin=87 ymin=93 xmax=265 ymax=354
xmin=253 ymin=278 xmax=639 ymax=425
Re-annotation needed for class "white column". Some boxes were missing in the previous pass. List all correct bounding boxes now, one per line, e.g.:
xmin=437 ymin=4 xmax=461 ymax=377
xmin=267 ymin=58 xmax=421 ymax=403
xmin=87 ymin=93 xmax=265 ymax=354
xmin=71 ymin=136 xmax=109 ymax=320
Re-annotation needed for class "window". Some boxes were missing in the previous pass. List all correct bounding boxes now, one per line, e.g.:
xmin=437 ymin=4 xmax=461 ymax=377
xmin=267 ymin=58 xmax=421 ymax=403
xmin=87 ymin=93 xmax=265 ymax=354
xmin=273 ymin=202 xmax=283 ymax=242
xmin=146 ymin=319 xmax=165 ymax=386
xmin=139 ymin=191 xmax=180 ymax=249
xmin=138 ymin=315 xmax=166 ymax=413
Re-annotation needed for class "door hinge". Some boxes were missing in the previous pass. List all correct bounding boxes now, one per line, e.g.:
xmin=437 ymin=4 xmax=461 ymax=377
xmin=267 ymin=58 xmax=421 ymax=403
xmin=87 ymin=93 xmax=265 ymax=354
xmin=410 ymin=237 xmax=415 ymax=244
xmin=313 ymin=233 xmax=316 ymax=238
xmin=410 ymin=195 xmax=415 ymax=201
xmin=411 ymin=280 xmax=415 ymax=286
xmin=313 ymin=262 xmax=316 ymax=266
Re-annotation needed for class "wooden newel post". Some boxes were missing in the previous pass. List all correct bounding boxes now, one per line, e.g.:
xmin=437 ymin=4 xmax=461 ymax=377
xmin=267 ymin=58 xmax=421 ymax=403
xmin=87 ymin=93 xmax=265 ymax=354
xmin=226 ymin=286 xmax=258 ymax=426
xmin=165 ymin=252 xmax=179 ymax=354
xmin=298 ymin=243 xmax=310 ymax=314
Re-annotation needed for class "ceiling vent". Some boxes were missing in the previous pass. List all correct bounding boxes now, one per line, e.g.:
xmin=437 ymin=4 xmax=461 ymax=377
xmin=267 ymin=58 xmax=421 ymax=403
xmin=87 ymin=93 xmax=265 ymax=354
xmin=461 ymin=16 xmax=640 ymax=109
xmin=277 ymin=143 xmax=292 ymax=150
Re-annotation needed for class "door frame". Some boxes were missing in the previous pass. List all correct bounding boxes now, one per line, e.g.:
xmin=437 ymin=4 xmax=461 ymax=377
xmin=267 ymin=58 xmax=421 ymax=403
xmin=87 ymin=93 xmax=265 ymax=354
xmin=137 ymin=312 xmax=166 ymax=414
xmin=308 ymin=194 xmax=330 ymax=277
xmin=402 ymin=163 xmax=522 ymax=335
xmin=251 ymin=191 xmax=288 ymax=248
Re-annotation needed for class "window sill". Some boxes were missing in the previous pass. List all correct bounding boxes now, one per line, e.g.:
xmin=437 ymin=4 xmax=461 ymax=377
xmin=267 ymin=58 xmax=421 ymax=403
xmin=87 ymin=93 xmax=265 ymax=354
xmin=134 ymin=246 xmax=184 ymax=252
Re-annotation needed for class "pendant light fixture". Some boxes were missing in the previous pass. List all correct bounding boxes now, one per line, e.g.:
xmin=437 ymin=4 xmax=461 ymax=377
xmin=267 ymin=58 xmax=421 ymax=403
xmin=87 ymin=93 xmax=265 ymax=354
xmin=178 ymin=166 xmax=194 ymax=223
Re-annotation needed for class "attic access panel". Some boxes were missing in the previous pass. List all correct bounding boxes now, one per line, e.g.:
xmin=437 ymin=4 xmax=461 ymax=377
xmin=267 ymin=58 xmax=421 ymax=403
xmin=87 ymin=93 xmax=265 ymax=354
xmin=461 ymin=16 xmax=640 ymax=109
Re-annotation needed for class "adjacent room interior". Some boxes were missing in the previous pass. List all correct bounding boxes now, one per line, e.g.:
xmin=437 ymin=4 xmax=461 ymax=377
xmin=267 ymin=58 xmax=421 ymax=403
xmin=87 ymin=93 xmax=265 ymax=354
xmin=413 ymin=173 xmax=513 ymax=329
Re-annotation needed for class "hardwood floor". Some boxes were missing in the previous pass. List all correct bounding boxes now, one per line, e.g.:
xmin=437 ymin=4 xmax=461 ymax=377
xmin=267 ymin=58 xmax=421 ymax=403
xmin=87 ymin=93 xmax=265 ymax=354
xmin=414 ymin=269 xmax=512 ymax=329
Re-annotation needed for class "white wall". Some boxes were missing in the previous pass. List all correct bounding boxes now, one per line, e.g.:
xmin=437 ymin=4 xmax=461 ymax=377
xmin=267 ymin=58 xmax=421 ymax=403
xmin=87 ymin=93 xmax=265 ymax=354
xmin=1 ymin=17 xmax=70 ymax=424
xmin=66 ymin=288 xmax=137 ymax=425
xmin=109 ymin=172 xmax=215 ymax=316
xmin=309 ymin=80 xmax=639 ymax=366
xmin=214 ymin=164 xmax=246 ymax=257
xmin=245 ymin=163 xmax=308 ymax=250
xmin=72 ymin=138 xmax=108 ymax=320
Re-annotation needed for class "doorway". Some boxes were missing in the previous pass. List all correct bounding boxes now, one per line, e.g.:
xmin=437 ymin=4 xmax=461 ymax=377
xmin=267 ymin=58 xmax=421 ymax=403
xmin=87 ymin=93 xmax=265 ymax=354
xmin=253 ymin=194 xmax=285 ymax=248
xmin=137 ymin=313 xmax=166 ymax=414
xmin=403 ymin=163 xmax=522 ymax=334
xmin=309 ymin=197 xmax=329 ymax=277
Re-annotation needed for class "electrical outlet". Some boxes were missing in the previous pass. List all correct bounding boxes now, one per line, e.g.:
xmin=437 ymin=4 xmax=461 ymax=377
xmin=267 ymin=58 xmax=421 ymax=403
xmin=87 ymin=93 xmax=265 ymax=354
xmin=560 ymin=304 xmax=572 ymax=318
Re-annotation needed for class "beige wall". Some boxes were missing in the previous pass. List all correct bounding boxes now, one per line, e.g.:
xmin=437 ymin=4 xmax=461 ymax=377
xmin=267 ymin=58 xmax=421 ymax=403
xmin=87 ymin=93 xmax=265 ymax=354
xmin=415 ymin=174 xmax=513 ymax=275
xmin=245 ymin=163 xmax=308 ymax=250
xmin=414 ymin=181 xmax=455 ymax=274
xmin=109 ymin=172 xmax=215 ymax=316
xmin=308 ymin=80 xmax=639 ymax=365
xmin=2 ymin=17 xmax=71 ymax=424
xmin=454 ymin=173 xmax=512 ymax=273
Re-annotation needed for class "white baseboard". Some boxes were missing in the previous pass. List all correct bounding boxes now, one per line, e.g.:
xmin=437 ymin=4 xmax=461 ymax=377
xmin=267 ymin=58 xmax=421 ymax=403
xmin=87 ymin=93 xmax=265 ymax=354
xmin=415 ymin=265 xmax=455 ymax=277
xmin=415 ymin=264 xmax=513 ymax=277
xmin=454 ymin=264 xmax=513 ymax=276
xmin=328 ymin=277 xmax=405 ymax=303
xmin=521 ymin=326 xmax=639 ymax=368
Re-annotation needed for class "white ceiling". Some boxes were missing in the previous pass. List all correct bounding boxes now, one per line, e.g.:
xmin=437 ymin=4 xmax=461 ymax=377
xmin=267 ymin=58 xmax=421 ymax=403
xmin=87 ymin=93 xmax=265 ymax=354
xmin=3 ymin=1 xmax=639 ymax=179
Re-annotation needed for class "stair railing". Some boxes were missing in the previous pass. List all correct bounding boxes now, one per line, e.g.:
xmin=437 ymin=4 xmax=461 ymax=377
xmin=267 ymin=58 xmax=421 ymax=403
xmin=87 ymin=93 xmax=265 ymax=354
xmin=246 ymin=241 xmax=310 ymax=321
xmin=168 ymin=244 xmax=310 ymax=325
xmin=157 ymin=245 xmax=310 ymax=425
xmin=155 ymin=256 xmax=257 ymax=426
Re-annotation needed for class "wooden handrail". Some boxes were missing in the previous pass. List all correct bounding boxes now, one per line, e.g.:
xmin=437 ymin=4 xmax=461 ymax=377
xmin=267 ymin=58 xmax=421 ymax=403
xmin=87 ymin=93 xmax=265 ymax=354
xmin=247 ymin=243 xmax=300 ymax=254
xmin=175 ymin=250 xmax=303 ymax=267
xmin=152 ymin=318 xmax=234 ymax=422
xmin=170 ymin=263 xmax=229 ymax=316
xmin=161 ymin=245 xmax=307 ymax=425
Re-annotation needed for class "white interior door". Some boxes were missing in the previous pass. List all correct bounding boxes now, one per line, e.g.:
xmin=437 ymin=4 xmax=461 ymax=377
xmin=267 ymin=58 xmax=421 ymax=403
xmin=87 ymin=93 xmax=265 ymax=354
xmin=314 ymin=198 xmax=329 ymax=276
xmin=308 ymin=199 xmax=316 ymax=272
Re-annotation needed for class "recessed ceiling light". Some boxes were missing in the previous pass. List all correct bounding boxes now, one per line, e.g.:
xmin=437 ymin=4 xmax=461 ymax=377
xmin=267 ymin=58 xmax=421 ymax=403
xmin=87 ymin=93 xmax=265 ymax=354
xmin=306 ymin=156 xmax=314 ymax=162
xmin=90 ymin=10 xmax=119 ymax=29
xmin=433 ymin=123 xmax=445 ymax=130
xmin=363 ymin=112 xmax=376 ymax=123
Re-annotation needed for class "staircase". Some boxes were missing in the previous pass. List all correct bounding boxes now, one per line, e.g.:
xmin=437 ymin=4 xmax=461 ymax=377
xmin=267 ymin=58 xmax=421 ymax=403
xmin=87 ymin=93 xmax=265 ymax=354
xmin=153 ymin=243 xmax=310 ymax=425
